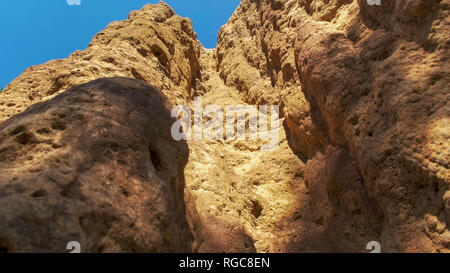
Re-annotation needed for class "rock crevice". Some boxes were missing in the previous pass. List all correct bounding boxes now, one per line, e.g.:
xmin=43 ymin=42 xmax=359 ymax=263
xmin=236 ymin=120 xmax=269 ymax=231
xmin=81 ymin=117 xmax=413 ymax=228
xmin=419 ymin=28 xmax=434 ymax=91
xmin=0 ymin=1 xmax=448 ymax=253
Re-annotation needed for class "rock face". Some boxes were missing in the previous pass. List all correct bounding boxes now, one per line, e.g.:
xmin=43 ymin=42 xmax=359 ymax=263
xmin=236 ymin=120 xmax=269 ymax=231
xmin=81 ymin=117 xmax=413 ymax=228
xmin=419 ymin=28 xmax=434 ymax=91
xmin=0 ymin=1 xmax=449 ymax=253
xmin=0 ymin=78 xmax=191 ymax=252
xmin=0 ymin=2 xmax=202 ymax=123
xmin=184 ymin=49 xmax=306 ymax=253
xmin=216 ymin=0 xmax=449 ymax=252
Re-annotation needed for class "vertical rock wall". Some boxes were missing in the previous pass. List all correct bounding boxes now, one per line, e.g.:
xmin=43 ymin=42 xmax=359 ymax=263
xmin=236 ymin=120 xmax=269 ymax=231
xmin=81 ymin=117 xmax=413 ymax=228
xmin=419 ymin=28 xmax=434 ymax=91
xmin=217 ymin=0 xmax=449 ymax=252
xmin=0 ymin=0 xmax=448 ymax=252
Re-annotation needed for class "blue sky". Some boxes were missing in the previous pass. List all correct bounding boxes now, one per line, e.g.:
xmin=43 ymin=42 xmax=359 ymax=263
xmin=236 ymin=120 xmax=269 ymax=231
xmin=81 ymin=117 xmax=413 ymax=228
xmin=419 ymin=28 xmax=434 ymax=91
xmin=0 ymin=0 xmax=240 ymax=88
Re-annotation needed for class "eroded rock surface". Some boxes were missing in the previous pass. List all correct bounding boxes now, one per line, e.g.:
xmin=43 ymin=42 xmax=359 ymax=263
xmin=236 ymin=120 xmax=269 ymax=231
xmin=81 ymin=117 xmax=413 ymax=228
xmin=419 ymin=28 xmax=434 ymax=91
xmin=216 ymin=0 xmax=450 ymax=252
xmin=0 ymin=2 xmax=202 ymax=123
xmin=0 ymin=0 xmax=449 ymax=253
xmin=185 ymin=49 xmax=306 ymax=253
xmin=0 ymin=78 xmax=191 ymax=253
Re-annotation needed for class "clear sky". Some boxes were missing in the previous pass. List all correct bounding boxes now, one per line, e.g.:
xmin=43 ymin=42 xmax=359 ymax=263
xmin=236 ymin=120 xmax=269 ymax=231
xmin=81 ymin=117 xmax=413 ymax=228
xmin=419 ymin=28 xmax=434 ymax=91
xmin=0 ymin=0 xmax=240 ymax=88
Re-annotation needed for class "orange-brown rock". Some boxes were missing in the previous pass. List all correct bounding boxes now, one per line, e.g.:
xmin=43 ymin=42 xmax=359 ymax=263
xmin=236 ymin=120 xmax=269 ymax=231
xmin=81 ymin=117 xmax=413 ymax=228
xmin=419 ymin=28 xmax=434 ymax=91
xmin=0 ymin=2 xmax=202 ymax=123
xmin=216 ymin=0 xmax=449 ymax=252
xmin=0 ymin=78 xmax=191 ymax=252
xmin=0 ymin=0 xmax=449 ymax=253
